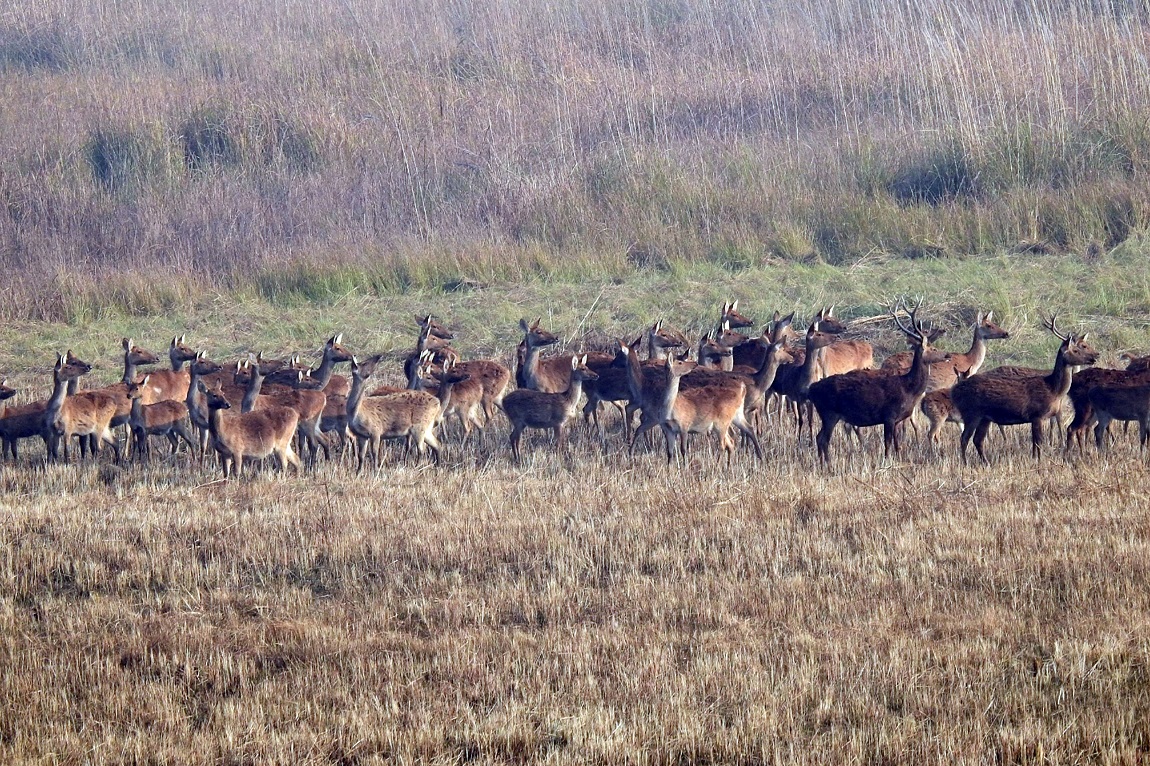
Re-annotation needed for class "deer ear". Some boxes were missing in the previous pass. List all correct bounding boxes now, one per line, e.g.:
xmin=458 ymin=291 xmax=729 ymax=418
xmin=571 ymin=355 xmax=579 ymax=370
xmin=123 ymin=338 xmax=131 ymax=349
xmin=519 ymin=318 xmax=530 ymax=332
xmin=654 ymin=319 xmax=663 ymax=332
xmin=1080 ymin=333 xmax=1090 ymax=342
xmin=334 ymin=333 xmax=343 ymax=345
xmin=171 ymin=337 xmax=178 ymax=347
xmin=986 ymin=311 xmax=994 ymax=321
xmin=179 ymin=334 xmax=186 ymax=344
xmin=142 ymin=374 xmax=151 ymax=386
xmin=731 ymin=299 xmax=739 ymax=311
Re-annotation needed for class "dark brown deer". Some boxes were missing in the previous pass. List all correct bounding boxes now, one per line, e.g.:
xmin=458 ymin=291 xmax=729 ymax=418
xmin=808 ymin=300 xmax=948 ymax=464
xmin=951 ymin=315 xmax=1099 ymax=463
xmin=1064 ymin=352 xmax=1150 ymax=453
xmin=185 ymin=352 xmax=223 ymax=462
xmin=501 ymin=355 xmax=598 ymax=464
xmin=1087 ymin=381 xmax=1150 ymax=452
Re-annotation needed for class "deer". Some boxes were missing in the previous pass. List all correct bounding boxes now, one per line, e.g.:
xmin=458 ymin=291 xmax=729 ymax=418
xmin=236 ymin=358 xmax=328 ymax=463
xmin=1087 ymin=380 xmax=1150 ymax=453
xmin=501 ymin=355 xmax=598 ymax=464
xmin=951 ymin=314 xmax=1099 ymax=464
xmin=816 ymin=306 xmax=875 ymax=378
xmin=265 ymin=335 xmax=354 ymax=397
xmin=769 ymin=315 xmax=842 ymax=440
xmin=881 ymin=311 xmax=1010 ymax=388
xmin=126 ymin=375 xmax=196 ymax=459
xmin=402 ymin=315 xmax=459 ymax=383
xmin=808 ymin=300 xmax=949 ymax=465
xmin=48 ymin=339 xmax=156 ymax=463
xmin=1064 ymin=352 xmax=1150 ymax=453
xmin=346 ymin=355 xmax=443 ymax=470
xmin=662 ymin=354 xmax=759 ymax=462
xmin=200 ymin=381 xmax=301 ymax=479
xmin=0 ymin=352 xmax=92 ymax=461
xmin=185 ymin=352 xmax=223 ymax=462
xmin=410 ymin=356 xmax=486 ymax=448
xmin=133 ymin=336 xmax=200 ymax=405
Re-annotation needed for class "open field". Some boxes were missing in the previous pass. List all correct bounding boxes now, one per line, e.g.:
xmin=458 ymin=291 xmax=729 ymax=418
xmin=2 ymin=254 xmax=1150 ymax=762
xmin=6 ymin=0 xmax=1150 ymax=760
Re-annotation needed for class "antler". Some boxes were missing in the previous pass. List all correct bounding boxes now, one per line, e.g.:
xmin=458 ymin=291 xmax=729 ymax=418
xmin=890 ymin=297 xmax=925 ymax=340
xmin=1041 ymin=312 xmax=1069 ymax=341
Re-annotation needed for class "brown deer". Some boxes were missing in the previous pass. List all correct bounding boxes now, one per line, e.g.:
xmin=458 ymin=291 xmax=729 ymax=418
xmin=1064 ymin=352 xmax=1150 ymax=453
xmin=185 ymin=352 xmax=223 ymax=461
xmin=951 ymin=315 xmax=1099 ymax=463
xmin=808 ymin=300 xmax=949 ymax=464
xmin=0 ymin=353 xmax=91 ymax=461
xmin=346 ymin=355 xmax=443 ymax=470
xmin=501 ymin=355 xmax=598 ymax=464
xmin=236 ymin=358 xmax=328 ymax=463
xmin=881 ymin=311 xmax=1010 ymax=388
xmin=127 ymin=375 xmax=196 ymax=459
xmin=817 ymin=305 xmax=875 ymax=378
xmin=49 ymin=339 xmax=156 ymax=463
xmin=200 ymin=381 xmax=301 ymax=479
xmin=402 ymin=315 xmax=459 ymax=382
xmin=1087 ymin=381 xmax=1150 ymax=452
xmin=410 ymin=356 xmax=485 ymax=448
xmin=266 ymin=335 xmax=355 ymax=397
xmin=134 ymin=336 xmax=200 ymax=405
xmin=662 ymin=354 xmax=759 ymax=462
xmin=0 ymin=380 xmax=14 ymax=404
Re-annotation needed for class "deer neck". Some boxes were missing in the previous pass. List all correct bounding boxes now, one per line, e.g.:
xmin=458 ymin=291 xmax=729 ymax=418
xmin=1046 ymin=345 xmax=1076 ymax=398
xmin=522 ymin=342 xmax=547 ymax=390
xmin=346 ymin=373 xmax=368 ymax=422
xmin=312 ymin=349 xmax=338 ymax=388
xmin=797 ymin=343 xmax=824 ymax=395
xmin=963 ymin=325 xmax=988 ymax=375
xmin=562 ymin=376 xmax=586 ymax=413
xmin=129 ymin=396 xmax=143 ymax=426
xmin=656 ymin=368 xmax=682 ymax=419
xmin=121 ymin=352 xmax=138 ymax=385
xmin=66 ymin=378 xmax=80 ymax=396
xmin=207 ymin=405 xmax=226 ymax=437
xmin=170 ymin=349 xmax=187 ymax=373
xmin=241 ymin=370 xmax=265 ymax=413
xmin=751 ymin=347 xmax=784 ymax=395
xmin=46 ymin=373 xmax=72 ymax=422
xmin=905 ymin=340 xmax=931 ymax=395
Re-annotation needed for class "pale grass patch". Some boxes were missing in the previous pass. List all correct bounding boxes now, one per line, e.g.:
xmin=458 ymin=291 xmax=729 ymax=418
xmin=2 ymin=416 xmax=1149 ymax=763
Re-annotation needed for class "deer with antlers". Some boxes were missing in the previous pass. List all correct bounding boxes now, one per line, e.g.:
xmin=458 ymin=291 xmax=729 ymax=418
xmin=808 ymin=299 xmax=949 ymax=465
xmin=950 ymin=315 xmax=1099 ymax=463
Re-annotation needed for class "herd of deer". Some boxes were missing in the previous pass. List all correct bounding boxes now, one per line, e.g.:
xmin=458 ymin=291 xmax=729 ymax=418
xmin=0 ymin=299 xmax=1147 ymax=477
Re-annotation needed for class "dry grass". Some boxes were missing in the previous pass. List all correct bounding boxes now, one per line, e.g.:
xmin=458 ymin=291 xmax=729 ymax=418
xmin=2 ymin=422 xmax=1150 ymax=763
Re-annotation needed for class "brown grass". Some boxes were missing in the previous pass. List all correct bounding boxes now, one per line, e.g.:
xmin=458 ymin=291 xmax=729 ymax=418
xmin=2 ymin=417 xmax=1150 ymax=763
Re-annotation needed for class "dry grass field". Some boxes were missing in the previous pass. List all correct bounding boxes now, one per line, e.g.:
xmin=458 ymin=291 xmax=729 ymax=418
xmin=3 ymin=426 xmax=1150 ymax=763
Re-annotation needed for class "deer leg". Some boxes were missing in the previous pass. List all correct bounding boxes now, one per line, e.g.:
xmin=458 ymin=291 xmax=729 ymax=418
xmin=732 ymin=414 xmax=763 ymax=460
xmin=1093 ymin=413 xmax=1111 ymax=452
xmin=972 ymin=420 xmax=992 ymax=465
xmin=816 ymin=413 xmax=838 ymax=466
xmin=509 ymin=425 xmax=525 ymax=465
xmin=1030 ymin=420 xmax=1044 ymax=459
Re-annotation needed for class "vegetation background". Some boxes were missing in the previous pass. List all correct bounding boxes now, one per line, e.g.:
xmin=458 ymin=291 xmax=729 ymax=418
xmin=2 ymin=0 xmax=1150 ymax=762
